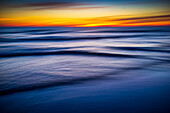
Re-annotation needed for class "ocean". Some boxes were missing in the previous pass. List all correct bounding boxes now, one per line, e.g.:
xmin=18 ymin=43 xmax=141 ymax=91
xmin=0 ymin=26 xmax=170 ymax=113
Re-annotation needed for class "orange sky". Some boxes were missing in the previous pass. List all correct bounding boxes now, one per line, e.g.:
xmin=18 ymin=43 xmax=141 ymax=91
xmin=0 ymin=1 xmax=170 ymax=27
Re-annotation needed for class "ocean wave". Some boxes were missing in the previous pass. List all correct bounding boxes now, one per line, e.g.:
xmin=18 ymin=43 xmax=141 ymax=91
xmin=0 ymin=59 xmax=169 ymax=96
xmin=0 ymin=26 xmax=170 ymax=96
xmin=106 ymin=46 xmax=170 ymax=53
xmin=0 ymin=50 xmax=140 ymax=58
xmin=0 ymin=34 xmax=154 ymax=42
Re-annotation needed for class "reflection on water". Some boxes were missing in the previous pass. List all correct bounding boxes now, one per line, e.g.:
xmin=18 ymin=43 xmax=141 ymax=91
xmin=0 ymin=26 xmax=170 ymax=113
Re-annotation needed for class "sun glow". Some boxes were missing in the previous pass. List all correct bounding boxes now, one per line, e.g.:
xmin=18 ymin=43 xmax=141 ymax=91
xmin=0 ymin=1 xmax=169 ymax=27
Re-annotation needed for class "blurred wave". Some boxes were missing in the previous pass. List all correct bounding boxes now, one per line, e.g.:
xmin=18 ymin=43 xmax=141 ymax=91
xmin=0 ymin=26 xmax=170 ymax=95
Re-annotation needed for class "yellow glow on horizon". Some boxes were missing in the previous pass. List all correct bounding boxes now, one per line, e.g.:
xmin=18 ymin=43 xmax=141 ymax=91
xmin=0 ymin=4 xmax=170 ymax=27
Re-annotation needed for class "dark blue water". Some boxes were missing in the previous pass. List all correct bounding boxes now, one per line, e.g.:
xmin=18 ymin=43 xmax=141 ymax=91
xmin=0 ymin=26 xmax=170 ymax=113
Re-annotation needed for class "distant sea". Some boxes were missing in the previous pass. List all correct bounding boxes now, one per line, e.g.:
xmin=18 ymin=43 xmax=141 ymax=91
xmin=0 ymin=26 xmax=170 ymax=113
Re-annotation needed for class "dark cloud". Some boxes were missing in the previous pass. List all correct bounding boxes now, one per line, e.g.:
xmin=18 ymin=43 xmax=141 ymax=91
xmin=86 ymin=14 xmax=170 ymax=22
xmin=85 ymin=14 xmax=170 ymax=25
xmin=124 ymin=18 xmax=170 ymax=24
xmin=59 ymin=6 xmax=107 ymax=10
xmin=116 ymin=14 xmax=170 ymax=21
xmin=13 ymin=2 xmax=92 ymax=10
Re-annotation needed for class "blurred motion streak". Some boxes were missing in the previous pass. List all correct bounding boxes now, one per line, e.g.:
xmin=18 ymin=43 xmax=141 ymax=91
xmin=0 ymin=0 xmax=170 ymax=27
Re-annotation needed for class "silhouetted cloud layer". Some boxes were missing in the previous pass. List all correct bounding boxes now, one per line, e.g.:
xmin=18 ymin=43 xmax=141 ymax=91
xmin=14 ymin=2 xmax=106 ymax=10
xmin=116 ymin=14 xmax=170 ymax=21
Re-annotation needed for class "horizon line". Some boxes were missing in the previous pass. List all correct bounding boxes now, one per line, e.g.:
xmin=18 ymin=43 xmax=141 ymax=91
xmin=0 ymin=25 xmax=170 ymax=27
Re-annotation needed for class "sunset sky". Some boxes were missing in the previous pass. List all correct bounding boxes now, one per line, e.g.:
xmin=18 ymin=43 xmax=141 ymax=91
xmin=0 ymin=0 xmax=170 ymax=27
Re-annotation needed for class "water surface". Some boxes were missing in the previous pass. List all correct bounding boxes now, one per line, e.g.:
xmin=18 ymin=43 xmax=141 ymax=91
xmin=0 ymin=26 xmax=170 ymax=113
